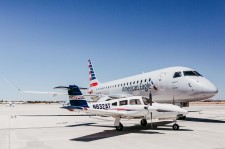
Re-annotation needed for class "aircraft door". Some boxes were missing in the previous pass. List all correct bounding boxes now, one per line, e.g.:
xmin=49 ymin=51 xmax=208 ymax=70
xmin=158 ymin=73 xmax=166 ymax=91
xmin=172 ymin=72 xmax=182 ymax=90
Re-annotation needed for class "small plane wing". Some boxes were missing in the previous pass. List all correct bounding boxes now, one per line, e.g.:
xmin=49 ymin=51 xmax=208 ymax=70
xmin=65 ymin=106 xmax=149 ymax=118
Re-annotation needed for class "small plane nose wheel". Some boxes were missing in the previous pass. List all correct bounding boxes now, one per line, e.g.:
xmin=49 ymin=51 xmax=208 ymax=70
xmin=115 ymin=122 xmax=123 ymax=131
xmin=172 ymin=123 xmax=179 ymax=130
xmin=140 ymin=119 xmax=147 ymax=126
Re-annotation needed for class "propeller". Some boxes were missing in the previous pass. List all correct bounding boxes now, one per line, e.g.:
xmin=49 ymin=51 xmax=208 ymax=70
xmin=149 ymin=92 xmax=153 ymax=128
xmin=149 ymin=92 xmax=153 ymax=106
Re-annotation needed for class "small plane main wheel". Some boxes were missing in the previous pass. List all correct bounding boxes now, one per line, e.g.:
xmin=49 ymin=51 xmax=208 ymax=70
xmin=140 ymin=119 xmax=147 ymax=126
xmin=177 ymin=115 xmax=186 ymax=120
xmin=172 ymin=124 xmax=179 ymax=130
xmin=115 ymin=123 xmax=123 ymax=131
xmin=151 ymin=124 xmax=158 ymax=129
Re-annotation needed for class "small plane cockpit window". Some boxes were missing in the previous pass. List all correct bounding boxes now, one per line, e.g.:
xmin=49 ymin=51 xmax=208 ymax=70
xmin=129 ymin=99 xmax=141 ymax=105
xmin=173 ymin=72 xmax=182 ymax=78
xmin=183 ymin=71 xmax=203 ymax=77
xmin=119 ymin=100 xmax=128 ymax=106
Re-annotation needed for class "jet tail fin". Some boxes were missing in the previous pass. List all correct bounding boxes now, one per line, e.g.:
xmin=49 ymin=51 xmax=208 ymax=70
xmin=88 ymin=60 xmax=100 ymax=88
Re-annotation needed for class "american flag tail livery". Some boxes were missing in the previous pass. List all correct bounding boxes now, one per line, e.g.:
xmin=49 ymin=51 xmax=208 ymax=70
xmin=88 ymin=59 xmax=100 ymax=88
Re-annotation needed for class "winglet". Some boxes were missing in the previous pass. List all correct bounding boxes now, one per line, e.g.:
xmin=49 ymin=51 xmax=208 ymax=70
xmin=4 ymin=78 xmax=21 ymax=92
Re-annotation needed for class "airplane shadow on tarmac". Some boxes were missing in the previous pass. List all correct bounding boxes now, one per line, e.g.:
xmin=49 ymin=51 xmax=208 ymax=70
xmin=68 ymin=122 xmax=193 ymax=142
xmin=182 ymin=117 xmax=225 ymax=123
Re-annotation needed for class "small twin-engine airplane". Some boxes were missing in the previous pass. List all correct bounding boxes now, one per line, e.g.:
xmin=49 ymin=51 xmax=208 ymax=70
xmin=59 ymin=85 xmax=188 ymax=131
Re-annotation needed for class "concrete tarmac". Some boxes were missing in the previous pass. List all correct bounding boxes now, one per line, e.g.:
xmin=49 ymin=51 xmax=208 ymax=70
xmin=0 ymin=103 xmax=225 ymax=149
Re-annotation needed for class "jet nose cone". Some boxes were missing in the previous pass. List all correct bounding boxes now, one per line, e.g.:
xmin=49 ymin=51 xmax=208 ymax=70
xmin=202 ymin=82 xmax=218 ymax=98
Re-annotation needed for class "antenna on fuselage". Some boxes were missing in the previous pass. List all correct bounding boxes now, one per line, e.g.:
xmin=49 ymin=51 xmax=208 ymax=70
xmin=172 ymin=95 xmax=175 ymax=105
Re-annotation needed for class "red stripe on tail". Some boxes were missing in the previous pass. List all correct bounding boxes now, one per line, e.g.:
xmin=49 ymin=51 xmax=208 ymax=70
xmin=90 ymin=82 xmax=98 ymax=87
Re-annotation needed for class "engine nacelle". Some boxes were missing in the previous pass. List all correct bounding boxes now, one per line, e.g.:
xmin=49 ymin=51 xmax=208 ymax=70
xmin=175 ymin=102 xmax=189 ymax=107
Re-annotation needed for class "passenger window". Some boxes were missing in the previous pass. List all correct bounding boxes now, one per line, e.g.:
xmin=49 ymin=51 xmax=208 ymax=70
xmin=129 ymin=99 xmax=141 ymax=105
xmin=119 ymin=100 xmax=128 ymax=106
xmin=112 ymin=102 xmax=117 ymax=106
xmin=173 ymin=72 xmax=182 ymax=78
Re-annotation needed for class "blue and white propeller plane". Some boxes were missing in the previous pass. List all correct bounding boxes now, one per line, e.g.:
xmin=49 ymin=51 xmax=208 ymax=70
xmin=60 ymin=85 xmax=188 ymax=131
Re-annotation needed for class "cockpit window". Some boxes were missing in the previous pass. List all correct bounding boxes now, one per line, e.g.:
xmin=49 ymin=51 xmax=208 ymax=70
xmin=173 ymin=72 xmax=182 ymax=78
xmin=193 ymin=71 xmax=203 ymax=77
xmin=183 ymin=71 xmax=203 ymax=77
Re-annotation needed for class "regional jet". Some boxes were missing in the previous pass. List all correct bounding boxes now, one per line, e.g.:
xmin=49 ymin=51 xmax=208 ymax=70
xmin=87 ymin=60 xmax=218 ymax=107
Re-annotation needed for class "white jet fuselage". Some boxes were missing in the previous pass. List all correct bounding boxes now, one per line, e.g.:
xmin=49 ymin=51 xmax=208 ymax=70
xmin=90 ymin=67 xmax=218 ymax=104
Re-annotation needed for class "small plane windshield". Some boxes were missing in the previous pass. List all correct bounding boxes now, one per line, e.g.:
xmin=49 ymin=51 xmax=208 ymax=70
xmin=183 ymin=71 xmax=203 ymax=77
xmin=142 ymin=97 xmax=153 ymax=105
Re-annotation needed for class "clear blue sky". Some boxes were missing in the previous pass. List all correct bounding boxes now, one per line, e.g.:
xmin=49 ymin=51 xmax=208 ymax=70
xmin=0 ymin=0 xmax=224 ymax=101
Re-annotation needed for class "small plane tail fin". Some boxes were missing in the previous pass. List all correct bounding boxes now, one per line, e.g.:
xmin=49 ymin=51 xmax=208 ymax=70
xmin=88 ymin=59 xmax=100 ymax=88
xmin=54 ymin=85 xmax=89 ymax=108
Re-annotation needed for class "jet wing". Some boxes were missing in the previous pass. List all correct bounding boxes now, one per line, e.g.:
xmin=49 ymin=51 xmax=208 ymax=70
xmin=21 ymin=91 xmax=67 ymax=96
xmin=20 ymin=91 xmax=100 ymax=99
